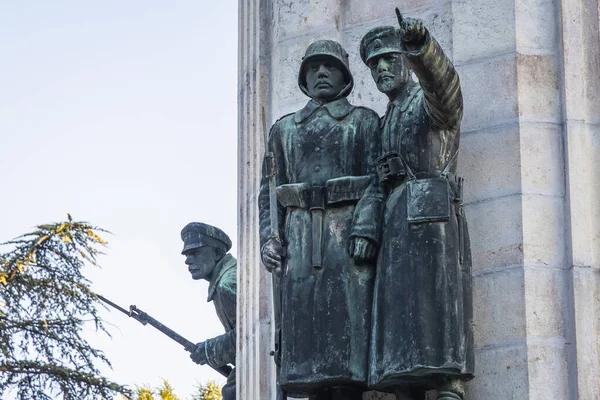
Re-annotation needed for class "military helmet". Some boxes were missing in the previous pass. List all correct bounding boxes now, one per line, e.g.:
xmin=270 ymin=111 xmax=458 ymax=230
xmin=360 ymin=26 xmax=403 ymax=65
xmin=298 ymin=40 xmax=354 ymax=99
xmin=181 ymin=222 xmax=232 ymax=254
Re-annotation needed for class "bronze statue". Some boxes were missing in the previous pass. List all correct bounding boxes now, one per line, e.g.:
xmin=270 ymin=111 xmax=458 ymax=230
xmin=360 ymin=9 xmax=474 ymax=400
xmin=259 ymin=40 xmax=384 ymax=399
xmin=182 ymin=222 xmax=237 ymax=400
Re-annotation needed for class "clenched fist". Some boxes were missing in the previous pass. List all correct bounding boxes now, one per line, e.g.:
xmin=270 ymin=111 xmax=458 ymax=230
xmin=190 ymin=342 xmax=208 ymax=365
xmin=349 ymin=237 xmax=378 ymax=264
xmin=261 ymin=237 xmax=286 ymax=274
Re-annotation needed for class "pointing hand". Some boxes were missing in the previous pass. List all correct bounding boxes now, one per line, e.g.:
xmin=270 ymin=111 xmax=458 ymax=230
xmin=396 ymin=8 xmax=427 ymax=45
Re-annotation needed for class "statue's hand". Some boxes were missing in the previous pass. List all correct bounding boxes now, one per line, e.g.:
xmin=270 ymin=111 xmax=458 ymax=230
xmin=395 ymin=8 xmax=426 ymax=46
xmin=349 ymin=237 xmax=378 ymax=264
xmin=261 ymin=237 xmax=286 ymax=274
xmin=190 ymin=342 xmax=208 ymax=365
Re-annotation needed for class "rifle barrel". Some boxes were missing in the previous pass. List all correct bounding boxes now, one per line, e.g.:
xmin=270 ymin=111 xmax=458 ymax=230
xmin=97 ymin=294 xmax=233 ymax=378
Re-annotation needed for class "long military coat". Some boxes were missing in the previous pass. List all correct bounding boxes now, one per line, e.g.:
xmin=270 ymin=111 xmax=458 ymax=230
xmin=204 ymin=254 xmax=237 ymax=400
xmin=259 ymin=98 xmax=383 ymax=397
xmin=369 ymin=32 xmax=474 ymax=391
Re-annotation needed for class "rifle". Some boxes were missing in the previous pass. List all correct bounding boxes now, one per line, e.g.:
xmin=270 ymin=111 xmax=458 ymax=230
xmin=97 ymin=294 xmax=232 ymax=378
xmin=261 ymin=107 xmax=287 ymax=400
xmin=262 ymin=106 xmax=281 ymax=262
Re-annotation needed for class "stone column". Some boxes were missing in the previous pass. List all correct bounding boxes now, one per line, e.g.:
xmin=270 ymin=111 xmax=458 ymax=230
xmin=237 ymin=0 xmax=600 ymax=398
xmin=237 ymin=0 xmax=276 ymax=398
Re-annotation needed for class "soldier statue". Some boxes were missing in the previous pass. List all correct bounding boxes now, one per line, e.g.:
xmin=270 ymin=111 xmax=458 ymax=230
xmin=259 ymin=40 xmax=384 ymax=399
xmin=359 ymin=9 xmax=474 ymax=400
xmin=182 ymin=222 xmax=237 ymax=400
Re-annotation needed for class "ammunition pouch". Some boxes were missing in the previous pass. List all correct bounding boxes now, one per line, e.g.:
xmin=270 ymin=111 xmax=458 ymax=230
xmin=406 ymin=176 xmax=452 ymax=223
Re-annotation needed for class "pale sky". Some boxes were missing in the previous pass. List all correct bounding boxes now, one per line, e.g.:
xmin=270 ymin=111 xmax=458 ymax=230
xmin=0 ymin=2 xmax=238 ymax=398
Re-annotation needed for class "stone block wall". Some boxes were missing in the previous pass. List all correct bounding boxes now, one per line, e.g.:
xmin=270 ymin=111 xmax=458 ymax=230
xmin=237 ymin=0 xmax=600 ymax=398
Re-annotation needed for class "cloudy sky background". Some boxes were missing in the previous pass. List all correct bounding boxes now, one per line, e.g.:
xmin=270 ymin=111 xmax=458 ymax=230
xmin=1 ymin=1 xmax=238 ymax=397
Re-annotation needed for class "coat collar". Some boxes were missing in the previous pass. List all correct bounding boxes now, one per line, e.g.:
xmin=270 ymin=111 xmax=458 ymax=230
xmin=207 ymin=253 xmax=236 ymax=302
xmin=294 ymin=97 xmax=355 ymax=123
xmin=390 ymin=82 xmax=421 ymax=112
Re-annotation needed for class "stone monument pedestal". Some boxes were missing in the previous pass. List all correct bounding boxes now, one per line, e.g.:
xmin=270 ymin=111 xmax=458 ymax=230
xmin=237 ymin=0 xmax=600 ymax=398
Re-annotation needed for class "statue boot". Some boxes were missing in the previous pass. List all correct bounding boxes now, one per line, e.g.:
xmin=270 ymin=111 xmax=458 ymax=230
xmin=436 ymin=379 xmax=465 ymax=400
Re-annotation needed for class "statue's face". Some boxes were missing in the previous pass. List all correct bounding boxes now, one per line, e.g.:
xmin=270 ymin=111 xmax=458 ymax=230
xmin=368 ymin=52 xmax=410 ymax=95
xmin=184 ymin=246 xmax=218 ymax=281
xmin=305 ymin=57 xmax=347 ymax=101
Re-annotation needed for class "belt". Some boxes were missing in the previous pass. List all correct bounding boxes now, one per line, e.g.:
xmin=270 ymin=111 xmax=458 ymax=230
xmin=276 ymin=176 xmax=372 ymax=209
xmin=276 ymin=176 xmax=372 ymax=269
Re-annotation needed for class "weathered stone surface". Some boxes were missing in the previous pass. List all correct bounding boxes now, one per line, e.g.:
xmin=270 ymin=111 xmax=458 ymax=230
xmin=526 ymin=344 xmax=570 ymax=400
xmin=524 ymin=267 xmax=568 ymax=339
xmin=466 ymin=344 xmax=529 ymax=400
xmin=473 ymin=268 xmax=526 ymax=348
xmin=516 ymin=54 xmax=560 ymax=121
xmin=572 ymin=266 xmax=600 ymax=399
xmin=345 ymin=0 xmax=443 ymax=26
xmin=522 ymin=195 xmax=566 ymax=267
xmin=459 ymin=125 xmax=521 ymax=203
xmin=591 ymin=125 xmax=600 ymax=268
xmin=515 ymin=0 xmax=559 ymax=53
xmin=275 ymin=0 xmax=341 ymax=39
xmin=519 ymin=122 xmax=565 ymax=197
xmin=457 ymin=55 xmax=518 ymax=133
xmin=452 ymin=0 xmax=516 ymax=64
xmin=564 ymin=120 xmax=593 ymax=267
xmin=466 ymin=195 xmax=523 ymax=273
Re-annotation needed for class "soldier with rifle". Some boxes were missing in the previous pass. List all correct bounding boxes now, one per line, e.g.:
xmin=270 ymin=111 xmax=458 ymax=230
xmin=181 ymin=222 xmax=237 ymax=400
xmin=259 ymin=40 xmax=383 ymax=400
xmin=99 ymin=222 xmax=237 ymax=400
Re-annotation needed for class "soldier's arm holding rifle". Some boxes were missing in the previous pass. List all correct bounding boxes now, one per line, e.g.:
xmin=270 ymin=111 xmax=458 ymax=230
xmin=189 ymin=287 xmax=236 ymax=368
xmin=97 ymin=294 xmax=232 ymax=377
xmin=259 ymin=114 xmax=287 ymax=273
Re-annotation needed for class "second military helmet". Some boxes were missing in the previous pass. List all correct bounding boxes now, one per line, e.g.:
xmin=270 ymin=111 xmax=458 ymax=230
xmin=298 ymin=40 xmax=354 ymax=100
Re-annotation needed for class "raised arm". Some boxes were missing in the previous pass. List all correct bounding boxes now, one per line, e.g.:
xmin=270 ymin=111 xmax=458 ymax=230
xmin=396 ymin=8 xmax=463 ymax=129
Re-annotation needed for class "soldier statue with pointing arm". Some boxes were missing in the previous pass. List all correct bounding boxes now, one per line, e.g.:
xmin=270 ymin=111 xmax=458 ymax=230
xmin=360 ymin=8 xmax=474 ymax=400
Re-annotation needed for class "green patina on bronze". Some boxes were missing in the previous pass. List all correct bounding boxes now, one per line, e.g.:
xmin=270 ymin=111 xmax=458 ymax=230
xmin=181 ymin=222 xmax=237 ymax=400
xmin=361 ymin=8 xmax=474 ymax=400
xmin=259 ymin=39 xmax=384 ymax=400
xmin=259 ymin=7 xmax=474 ymax=400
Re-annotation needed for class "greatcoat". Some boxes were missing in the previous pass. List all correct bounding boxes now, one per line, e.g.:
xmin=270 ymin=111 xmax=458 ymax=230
xmin=369 ymin=31 xmax=474 ymax=391
xmin=259 ymin=97 xmax=383 ymax=397
xmin=204 ymin=253 xmax=237 ymax=400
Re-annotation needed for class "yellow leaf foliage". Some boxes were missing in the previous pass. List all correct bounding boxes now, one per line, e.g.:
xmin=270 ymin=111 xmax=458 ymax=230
xmin=196 ymin=381 xmax=222 ymax=400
